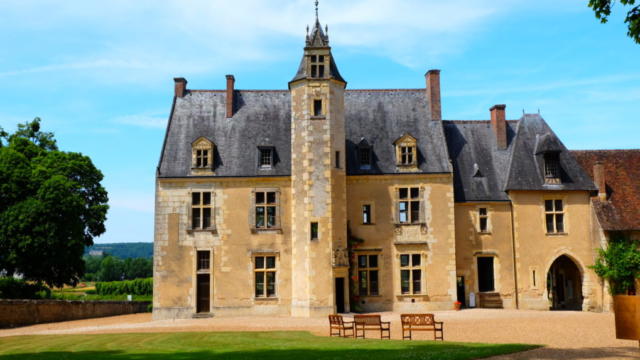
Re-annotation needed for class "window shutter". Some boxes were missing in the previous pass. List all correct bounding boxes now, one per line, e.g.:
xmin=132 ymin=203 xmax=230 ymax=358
xmin=187 ymin=191 xmax=193 ymax=230
xmin=392 ymin=188 xmax=399 ymax=224
xmin=249 ymin=189 xmax=256 ymax=230
xmin=275 ymin=189 xmax=281 ymax=229
xmin=419 ymin=187 xmax=426 ymax=224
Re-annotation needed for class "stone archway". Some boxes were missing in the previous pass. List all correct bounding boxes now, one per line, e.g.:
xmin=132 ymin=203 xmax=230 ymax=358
xmin=547 ymin=255 xmax=583 ymax=310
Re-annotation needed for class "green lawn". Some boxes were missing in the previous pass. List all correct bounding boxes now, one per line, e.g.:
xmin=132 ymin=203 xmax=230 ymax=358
xmin=0 ymin=331 xmax=538 ymax=360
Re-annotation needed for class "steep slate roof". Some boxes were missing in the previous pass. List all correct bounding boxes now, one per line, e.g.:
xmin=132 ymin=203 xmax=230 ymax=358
xmin=158 ymin=89 xmax=452 ymax=178
xmin=504 ymin=114 xmax=597 ymax=192
xmin=571 ymin=150 xmax=640 ymax=231
xmin=443 ymin=120 xmax=518 ymax=202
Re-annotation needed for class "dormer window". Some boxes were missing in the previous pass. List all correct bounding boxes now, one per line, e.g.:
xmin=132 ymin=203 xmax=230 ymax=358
xmin=358 ymin=139 xmax=372 ymax=170
xmin=544 ymin=152 xmax=561 ymax=184
xmin=191 ymin=137 xmax=215 ymax=173
xmin=310 ymin=55 xmax=325 ymax=78
xmin=259 ymin=147 xmax=273 ymax=169
xmin=393 ymin=134 xmax=418 ymax=170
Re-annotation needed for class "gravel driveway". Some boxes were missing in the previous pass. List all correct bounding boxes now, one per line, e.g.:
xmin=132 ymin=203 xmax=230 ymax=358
xmin=1 ymin=309 xmax=637 ymax=359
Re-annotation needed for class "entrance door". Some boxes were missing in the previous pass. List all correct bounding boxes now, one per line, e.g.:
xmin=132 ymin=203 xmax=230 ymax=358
xmin=197 ymin=274 xmax=210 ymax=313
xmin=335 ymin=277 xmax=345 ymax=313
xmin=456 ymin=276 xmax=466 ymax=307
xmin=477 ymin=257 xmax=495 ymax=292
xmin=548 ymin=255 xmax=582 ymax=310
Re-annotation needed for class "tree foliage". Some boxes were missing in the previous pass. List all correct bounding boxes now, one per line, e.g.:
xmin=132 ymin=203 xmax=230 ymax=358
xmin=590 ymin=235 xmax=640 ymax=295
xmin=83 ymin=255 xmax=153 ymax=282
xmin=589 ymin=0 xmax=640 ymax=43
xmin=0 ymin=118 xmax=108 ymax=287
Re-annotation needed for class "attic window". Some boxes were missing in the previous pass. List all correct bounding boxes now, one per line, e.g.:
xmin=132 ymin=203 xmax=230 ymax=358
xmin=544 ymin=152 xmax=561 ymax=183
xmin=360 ymin=147 xmax=371 ymax=168
xmin=196 ymin=150 xmax=209 ymax=168
xmin=310 ymin=54 xmax=325 ymax=79
xmin=259 ymin=147 xmax=273 ymax=169
xmin=192 ymin=137 xmax=215 ymax=172
xmin=394 ymin=134 xmax=418 ymax=170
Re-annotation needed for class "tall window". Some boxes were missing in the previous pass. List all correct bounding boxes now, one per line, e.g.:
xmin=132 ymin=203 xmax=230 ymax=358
xmin=196 ymin=149 xmax=209 ymax=168
xmin=310 ymin=222 xmax=319 ymax=240
xmin=191 ymin=192 xmax=213 ymax=230
xmin=398 ymin=187 xmax=420 ymax=224
xmin=255 ymin=191 xmax=278 ymax=229
xmin=310 ymin=55 xmax=325 ymax=78
xmin=400 ymin=254 xmax=422 ymax=295
xmin=197 ymin=251 xmax=210 ymax=271
xmin=362 ymin=204 xmax=372 ymax=225
xmin=254 ymin=256 xmax=276 ymax=298
xmin=358 ymin=254 xmax=379 ymax=296
xmin=313 ymin=99 xmax=323 ymax=116
xmin=335 ymin=151 xmax=340 ymax=169
xmin=478 ymin=208 xmax=489 ymax=232
xmin=400 ymin=146 xmax=414 ymax=165
xmin=545 ymin=199 xmax=565 ymax=233
xmin=544 ymin=152 xmax=561 ymax=183
xmin=359 ymin=147 xmax=371 ymax=168
xmin=259 ymin=148 xmax=273 ymax=168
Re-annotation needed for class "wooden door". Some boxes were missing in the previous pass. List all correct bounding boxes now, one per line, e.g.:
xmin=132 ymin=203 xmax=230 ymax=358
xmin=197 ymin=274 xmax=210 ymax=313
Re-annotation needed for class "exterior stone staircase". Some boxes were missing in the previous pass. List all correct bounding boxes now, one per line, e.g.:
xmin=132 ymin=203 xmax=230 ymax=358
xmin=479 ymin=292 xmax=503 ymax=309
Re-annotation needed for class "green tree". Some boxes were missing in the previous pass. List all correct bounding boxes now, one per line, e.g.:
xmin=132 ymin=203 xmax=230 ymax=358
xmin=590 ymin=235 xmax=640 ymax=295
xmin=589 ymin=0 xmax=640 ymax=43
xmin=97 ymin=256 xmax=124 ymax=282
xmin=0 ymin=118 xmax=108 ymax=287
xmin=123 ymin=257 xmax=153 ymax=280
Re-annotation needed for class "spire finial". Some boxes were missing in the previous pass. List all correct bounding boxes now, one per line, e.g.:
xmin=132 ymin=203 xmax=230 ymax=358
xmin=315 ymin=0 xmax=319 ymax=21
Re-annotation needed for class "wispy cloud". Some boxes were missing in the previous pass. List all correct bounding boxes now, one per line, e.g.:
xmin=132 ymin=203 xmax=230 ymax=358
xmin=113 ymin=112 xmax=168 ymax=129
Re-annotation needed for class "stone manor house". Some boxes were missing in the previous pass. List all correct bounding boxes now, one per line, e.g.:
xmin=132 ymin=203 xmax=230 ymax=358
xmin=153 ymin=16 xmax=640 ymax=319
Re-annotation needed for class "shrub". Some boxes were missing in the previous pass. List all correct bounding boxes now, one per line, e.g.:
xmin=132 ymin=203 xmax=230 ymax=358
xmin=591 ymin=235 xmax=640 ymax=295
xmin=0 ymin=277 xmax=51 ymax=299
xmin=95 ymin=278 xmax=152 ymax=296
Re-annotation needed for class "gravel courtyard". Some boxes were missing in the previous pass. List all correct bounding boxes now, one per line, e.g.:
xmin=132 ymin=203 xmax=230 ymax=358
xmin=0 ymin=309 xmax=637 ymax=359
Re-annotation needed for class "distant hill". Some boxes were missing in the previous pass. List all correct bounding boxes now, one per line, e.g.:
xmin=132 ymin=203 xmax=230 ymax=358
xmin=85 ymin=242 xmax=153 ymax=259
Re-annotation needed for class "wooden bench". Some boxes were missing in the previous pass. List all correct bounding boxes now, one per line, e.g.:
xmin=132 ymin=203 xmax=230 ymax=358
xmin=400 ymin=314 xmax=444 ymax=340
xmin=328 ymin=314 xmax=354 ymax=338
xmin=353 ymin=314 xmax=391 ymax=339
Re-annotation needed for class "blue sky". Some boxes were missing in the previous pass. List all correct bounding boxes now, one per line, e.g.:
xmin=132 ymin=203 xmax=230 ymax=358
xmin=0 ymin=0 xmax=638 ymax=244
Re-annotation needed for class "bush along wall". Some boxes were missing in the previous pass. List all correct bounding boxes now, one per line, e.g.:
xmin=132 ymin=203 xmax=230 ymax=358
xmin=95 ymin=278 xmax=152 ymax=296
xmin=0 ymin=277 xmax=51 ymax=299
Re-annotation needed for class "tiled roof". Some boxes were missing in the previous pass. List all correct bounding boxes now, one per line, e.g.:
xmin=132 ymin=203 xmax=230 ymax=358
xmin=571 ymin=150 xmax=640 ymax=231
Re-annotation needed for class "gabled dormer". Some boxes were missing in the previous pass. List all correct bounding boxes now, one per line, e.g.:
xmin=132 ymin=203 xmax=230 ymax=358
xmin=191 ymin=137 xmax=215 ymax=175
xmin=394 ymin=133 xmax=418 ymax=171
xmin=357 ymin=138 xmax=373 ymax=170
xmin=535 ymin=133 xmax=564 ymax=184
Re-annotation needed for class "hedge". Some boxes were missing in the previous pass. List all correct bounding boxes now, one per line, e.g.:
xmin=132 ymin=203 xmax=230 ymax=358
xmin=0 ymin=277 xmax=51 ymax=299
xmin=95 ymin=278 xmax=152 ymax=295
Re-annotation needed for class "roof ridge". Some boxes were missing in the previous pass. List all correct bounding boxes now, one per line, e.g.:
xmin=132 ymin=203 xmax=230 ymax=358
xmin=570 ymin=149 xmax=640 ymax=152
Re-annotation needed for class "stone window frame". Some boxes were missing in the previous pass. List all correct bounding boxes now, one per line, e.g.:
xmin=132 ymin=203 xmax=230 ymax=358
xmin=361 ymin=201 xmax=375 ymax=225
xmin=399 ymin=253 xmax=424 ymax=295
xmin=543 ymin=197 xmax=567 ymax=235
xmin=477 ymin=206 xmax=491 ymax=234
xmin=308 ymin=53 xmax=327 ymax=79
xmin=193 ymin=247 xmax=213 ymax=312
xmin=393 ymin=134 xmax=418 ymax=169
xmin=250 ymin=188 xmax=282 ymax=234
xmin=356 ymin=252 xmax=380 ymax=296
xmin=253 ymin=254 xmax=278 ymax=299
xmin=188 ymin=190 xmax=216 ymax=233
xmin=257 ymin=146 xmax=275 ymax=170
xmin=191 ymin=137 xmax=215 ymax=173
xmin=394 ymin=186 xmax=425 ymax=225
xmin=311 ymin=98 xmax=325 ymax=119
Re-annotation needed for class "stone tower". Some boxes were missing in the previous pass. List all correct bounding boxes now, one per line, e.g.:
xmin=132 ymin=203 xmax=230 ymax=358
xmin=288 ymin=13 xmax=349 ymax=317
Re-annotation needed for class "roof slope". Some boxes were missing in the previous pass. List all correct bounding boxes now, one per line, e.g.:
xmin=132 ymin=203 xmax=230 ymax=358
xmin=443 ymin=120 xmax=517 ymax=202
xmin=158 ymin=89 xmax=452 ymax=178
xmin=504 ymin=114 xmax=596 ymax=192
xmin=571 ymin=150 xmax=640 ymax=231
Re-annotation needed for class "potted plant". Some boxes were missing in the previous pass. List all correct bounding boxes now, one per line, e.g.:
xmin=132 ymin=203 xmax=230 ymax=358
xmin=453 ymin=301 xmax=462 ymax=311
xmin=591 ymin=235 xmax=640 ymax=342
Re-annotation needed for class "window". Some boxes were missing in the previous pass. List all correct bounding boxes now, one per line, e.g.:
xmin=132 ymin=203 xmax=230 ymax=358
xmin=545 ymin=199 xmax=565 ymax=233
xmin=478 ymin=208 xmax=489 ymax=232
xmin=191 ymin=192 xmax=213 ymax=230
xmin=394 ymin=134 xmax=417 ymax=167
xmin=359 ymin=147 xmax=371 ymax=168
xmin=400 ymin=254 xmax=422 ymax=294
xmin=357 ymin=254 xmax=379 ymax=296
xmin=313 ymin=99 xmax=323 ymax=117
xmin=196 ymin=149 xmax=209 ymax=168
xmin=259 ymin=148 xmax=273 ymax=168
xmin=397 ymin=187 xmax=421 ymax=224
xmin=362 ymin=204 xmax=372 ymax=224
xmin=544 ymin=152 xmax=561 ymax=182
xmin=255 ymin=191 xmax=278 ymax=229
xmin=191 ymin=137 xmax=214 ymax=171
xmin=254 ymin=256 xmax=276 ymax=298
xmin=400 ymin=146 xmax=414 ymax=165
xmin=310 ymin=54 xmax=325 ymax=78
xmin=197 ymin=251 xmax=210 ymax=271
xmin=310 ymin=222 xmax=319 ymax=240
xmin=335 ymin=151 xmax=340 ymax=169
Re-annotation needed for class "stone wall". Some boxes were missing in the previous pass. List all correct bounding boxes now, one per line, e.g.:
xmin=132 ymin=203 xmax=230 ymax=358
xmin=0 ymin=300 xmax=150 ymax=328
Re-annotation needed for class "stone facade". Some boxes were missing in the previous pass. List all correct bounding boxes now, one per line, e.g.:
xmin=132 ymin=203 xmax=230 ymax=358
xmin=152 ymin=16 xmax=625 ymax=319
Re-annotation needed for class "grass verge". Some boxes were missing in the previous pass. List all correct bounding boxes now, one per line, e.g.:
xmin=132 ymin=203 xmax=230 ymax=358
xmin=0 ymin=331 xmax=539 ymax=360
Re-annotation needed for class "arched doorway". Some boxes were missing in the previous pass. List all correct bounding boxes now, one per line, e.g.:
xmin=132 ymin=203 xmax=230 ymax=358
xmin=547 ymin=255 xmax=583 ymax=310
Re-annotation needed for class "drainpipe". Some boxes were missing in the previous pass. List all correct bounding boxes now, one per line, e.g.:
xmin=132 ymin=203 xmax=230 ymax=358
xmin=509 ymin=202 xmax=520 ymax=309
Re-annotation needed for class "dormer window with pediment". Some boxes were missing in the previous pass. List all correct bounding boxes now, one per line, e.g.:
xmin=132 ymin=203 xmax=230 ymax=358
xmin=191 ymin=137 xmax=215 ymax=174
xmin=394 ymin=134 xmax=418 ymax=171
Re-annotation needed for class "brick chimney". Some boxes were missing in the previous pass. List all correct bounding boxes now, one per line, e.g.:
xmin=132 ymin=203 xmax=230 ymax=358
xmin=490 ymin=104 xmax=507 ymax=150
xmin=593 ymin=161 xmax=606 ymax=200
xmin=426 ymin=70 xmax=441 ymax=121
xmin=174 ymin=77 xmax=187 ymax=98
xmin=226 ymin=75 xmax=235 ymax=118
